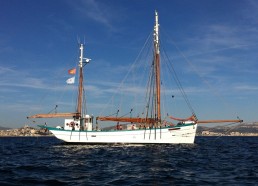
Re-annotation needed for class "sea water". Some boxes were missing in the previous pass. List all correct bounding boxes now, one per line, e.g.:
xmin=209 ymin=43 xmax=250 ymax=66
xmin=0 ymin=136 xmax=257 ymax=185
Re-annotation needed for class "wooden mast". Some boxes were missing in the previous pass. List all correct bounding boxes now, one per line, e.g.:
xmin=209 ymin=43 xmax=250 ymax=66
xmin=97 ymin=11 xmax=161 ymax=124
xmin=154 ymin=11 xmax=161 ymax=122
xmin=96 ymin=12 xmax=243 ymax=126
xmin=28 ymin=44 xmax=88 ymax=119
xmin=76 ymin=44 xmax=84 ymax=119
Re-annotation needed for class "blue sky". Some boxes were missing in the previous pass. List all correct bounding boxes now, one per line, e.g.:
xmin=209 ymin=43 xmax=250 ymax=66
xmin=1 ymin=0 xmax=258 ymax=128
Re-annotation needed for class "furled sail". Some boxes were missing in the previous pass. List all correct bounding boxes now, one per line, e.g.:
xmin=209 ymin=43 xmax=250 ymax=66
xmin=96 ymin=116 xmax=157 ymax=124
xmin=27 ymin=112 xmax=80 ymax=119
xmin=169 ymin=115 xmax=197 ymax=121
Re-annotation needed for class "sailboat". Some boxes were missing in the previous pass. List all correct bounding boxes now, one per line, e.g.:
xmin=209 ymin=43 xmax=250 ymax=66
xmin=28 ymin=11 xmax=242 ymax=144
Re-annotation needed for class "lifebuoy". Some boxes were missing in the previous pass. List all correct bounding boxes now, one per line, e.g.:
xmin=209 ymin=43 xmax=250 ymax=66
xmin=70 ymin=121 xmax=75 ymax=127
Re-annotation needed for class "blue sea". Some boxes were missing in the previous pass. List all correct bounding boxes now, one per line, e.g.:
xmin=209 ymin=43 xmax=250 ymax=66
xmin=0 ymin=136 xmax=257 ymax=185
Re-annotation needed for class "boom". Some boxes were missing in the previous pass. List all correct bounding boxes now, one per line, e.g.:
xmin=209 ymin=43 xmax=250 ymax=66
xmin=197 ymin=119 xmax=243 ymax=124
xmin=27 ymin=112 xmax=80 ymax=119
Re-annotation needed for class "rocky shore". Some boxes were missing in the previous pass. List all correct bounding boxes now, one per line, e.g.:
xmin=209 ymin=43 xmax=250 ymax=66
xmin=0 ymin=125 xmax=52 ymax=137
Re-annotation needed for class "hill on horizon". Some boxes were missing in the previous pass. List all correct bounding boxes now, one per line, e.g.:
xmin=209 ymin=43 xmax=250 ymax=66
xmin=0 ymin=125 xmax=12 ymax=130
xmin=197 ymin=122 xmax=258 ymax=134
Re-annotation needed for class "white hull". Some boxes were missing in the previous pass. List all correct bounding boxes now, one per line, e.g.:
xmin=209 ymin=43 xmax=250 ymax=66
xmin=46 ymin=124 xmax=197 ymax=144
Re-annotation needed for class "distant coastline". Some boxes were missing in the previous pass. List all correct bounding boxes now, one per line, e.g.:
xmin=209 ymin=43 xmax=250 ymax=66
xmin=0 ymin=122 xmax=257 ymax=137
xmin=196 ymin=122 xmax=258 ymax=136
xmin=0 ymin=125 xmax=52 ymax=137
xmin=197 ymin=132 xmax=258 ymax=136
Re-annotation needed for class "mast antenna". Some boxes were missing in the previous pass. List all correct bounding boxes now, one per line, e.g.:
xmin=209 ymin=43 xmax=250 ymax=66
xmin=154 ymin=10 xmax=160 ymax=54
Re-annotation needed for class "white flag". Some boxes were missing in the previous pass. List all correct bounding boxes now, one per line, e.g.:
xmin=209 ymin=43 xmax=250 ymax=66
xmin=66 ymin=76 xmax=75 ymax=84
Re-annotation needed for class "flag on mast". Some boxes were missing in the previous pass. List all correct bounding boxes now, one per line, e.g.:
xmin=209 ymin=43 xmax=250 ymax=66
xmin=66 ymin=76 xmax=75 ymax=84
xmin=68 ymin=68 xmax=76 ymax=75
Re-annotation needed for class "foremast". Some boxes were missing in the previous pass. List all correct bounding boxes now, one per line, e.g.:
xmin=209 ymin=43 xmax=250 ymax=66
xmin=28 ymin=44 xmax=89 ymax=119
xmin=76 ymin=44 xmax=84 ymax=119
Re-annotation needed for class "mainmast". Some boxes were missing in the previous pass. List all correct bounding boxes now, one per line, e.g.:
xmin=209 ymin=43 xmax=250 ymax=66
xmin=96 ymin=11 xmax=162 ymax=125
xmin=95 ymin=11 xmax=243 ymax=126
xmin=154 ymin=11 xmax=161 ymax=122
xmin=77 ymin=44 xmax=84 ymax=118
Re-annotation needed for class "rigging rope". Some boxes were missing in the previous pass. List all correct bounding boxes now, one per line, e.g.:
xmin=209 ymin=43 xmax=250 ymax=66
xmin=160 ymin=39 xmax=196 ymax=116
xmin=212 ymin=122 xmax=243 ymax=142
xmin=160 ymin=26 xmax=242 ymax=121
xmin=118 ymin=109 xmax=134 ymax=118
xmin=98 ymin=31 xmax=153 ymax=117
xmin=47 ymin=105 xmax=58 ymax=114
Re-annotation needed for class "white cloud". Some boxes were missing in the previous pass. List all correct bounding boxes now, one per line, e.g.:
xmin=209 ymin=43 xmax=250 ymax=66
xmin=69 ymin=0 xmax=118 ymax=31
xmin=0 ymin=66 xmax=15 ymax=74
xmin=234 ymin=85 xmax=258 ymax=91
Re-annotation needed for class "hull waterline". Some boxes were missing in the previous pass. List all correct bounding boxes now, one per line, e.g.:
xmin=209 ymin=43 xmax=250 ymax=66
xmin=42 ymin=124 xmax=197 ymax=144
